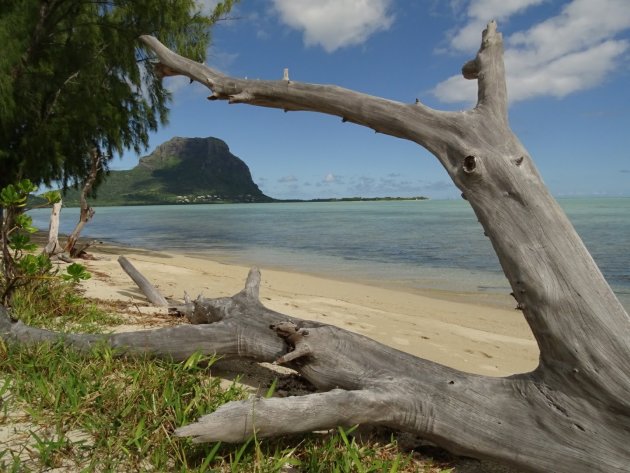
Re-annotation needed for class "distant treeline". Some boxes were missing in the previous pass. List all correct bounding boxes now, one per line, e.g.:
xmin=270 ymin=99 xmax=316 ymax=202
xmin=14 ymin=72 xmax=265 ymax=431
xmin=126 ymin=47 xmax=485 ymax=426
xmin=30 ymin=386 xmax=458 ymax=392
xmin=280 ymin=196 xmax=429 ymax=203
xmin=30 ymin=194 xmax=430 ymax=208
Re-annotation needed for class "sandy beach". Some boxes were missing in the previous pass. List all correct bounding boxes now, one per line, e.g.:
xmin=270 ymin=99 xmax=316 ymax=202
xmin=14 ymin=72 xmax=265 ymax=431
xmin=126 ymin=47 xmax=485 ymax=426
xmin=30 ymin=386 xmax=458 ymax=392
xmin=1 ymin=241 xmax=537 ymax=472
xmin=80 ymin=242 xmax=539 ymax=377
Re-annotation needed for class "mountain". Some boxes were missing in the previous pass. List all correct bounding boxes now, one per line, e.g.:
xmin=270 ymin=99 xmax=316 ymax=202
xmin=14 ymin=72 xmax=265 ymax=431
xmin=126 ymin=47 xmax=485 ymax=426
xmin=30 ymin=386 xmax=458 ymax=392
xmin=63 ymin=137 xmax=272 ymax=206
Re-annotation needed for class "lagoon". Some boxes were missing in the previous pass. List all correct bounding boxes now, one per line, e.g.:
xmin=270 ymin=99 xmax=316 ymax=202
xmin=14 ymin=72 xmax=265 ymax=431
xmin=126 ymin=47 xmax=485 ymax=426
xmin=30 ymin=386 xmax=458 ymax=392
xmin=29 ymin=197 xmax=630 ymax=311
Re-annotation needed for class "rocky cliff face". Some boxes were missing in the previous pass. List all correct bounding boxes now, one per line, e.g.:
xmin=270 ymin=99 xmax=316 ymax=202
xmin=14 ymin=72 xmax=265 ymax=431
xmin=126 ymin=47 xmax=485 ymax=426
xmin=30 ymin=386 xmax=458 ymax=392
xmin=65 ymin=137 xmax=272 ymax=206
xmin=141 ymin=136 xmax=270 ymax=203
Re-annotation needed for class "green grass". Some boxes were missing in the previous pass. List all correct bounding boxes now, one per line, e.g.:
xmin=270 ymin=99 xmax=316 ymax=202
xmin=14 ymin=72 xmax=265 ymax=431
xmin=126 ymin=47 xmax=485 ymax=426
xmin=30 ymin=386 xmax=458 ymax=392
xmin=8 ymin=281 xmax=122 ymax=333
xmin=0 ymin=341 xmax=243 ymax=471
xmin=0 ymin=286 xmax=455 ymax=472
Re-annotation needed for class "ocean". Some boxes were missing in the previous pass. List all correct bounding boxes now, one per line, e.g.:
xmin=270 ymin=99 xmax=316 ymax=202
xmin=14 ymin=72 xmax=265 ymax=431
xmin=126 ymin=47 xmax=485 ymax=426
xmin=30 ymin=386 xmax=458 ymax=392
xmin=28 ymin=197 xmax=630 ymax=311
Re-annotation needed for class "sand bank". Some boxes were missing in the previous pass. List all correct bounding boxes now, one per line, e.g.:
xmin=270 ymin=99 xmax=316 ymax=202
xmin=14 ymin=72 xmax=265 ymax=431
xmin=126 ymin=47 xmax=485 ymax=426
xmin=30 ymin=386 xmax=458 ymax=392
xmin=79 ymin=243 xmax=539 ymax=377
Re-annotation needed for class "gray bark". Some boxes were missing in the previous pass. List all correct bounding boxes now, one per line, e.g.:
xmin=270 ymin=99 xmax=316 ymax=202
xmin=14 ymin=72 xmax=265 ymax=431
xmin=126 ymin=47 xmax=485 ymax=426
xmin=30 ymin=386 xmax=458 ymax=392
xmin=117 ymin=256 xmax=169 ymax=307
xmin=43 ymin=200 xmax=63 ymax=256
xmin=1 ymin=21 xmax=629 ymax=473
xmin=137 ymin=20 xmax=630 ymax=472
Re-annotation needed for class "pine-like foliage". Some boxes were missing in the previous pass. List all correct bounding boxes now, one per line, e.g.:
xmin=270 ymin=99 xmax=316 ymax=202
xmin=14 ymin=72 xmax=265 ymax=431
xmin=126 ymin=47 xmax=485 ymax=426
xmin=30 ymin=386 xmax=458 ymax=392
xmin=0 ymin=0 xmax=236 ymax=190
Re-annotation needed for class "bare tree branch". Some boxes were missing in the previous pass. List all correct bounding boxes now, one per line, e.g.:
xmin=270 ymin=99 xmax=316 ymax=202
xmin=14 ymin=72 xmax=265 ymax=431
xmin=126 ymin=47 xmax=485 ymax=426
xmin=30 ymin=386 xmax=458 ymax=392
xmin=43 ymin=200 xmax=63 ymax=255
xmin=136 ymin=22 xmax=630 ymax=471
xmin=138 ymin=35 xmax=462 ymax=160
xmin=65 ymin=145 xmax=102 ymax=256
xmin=463 ymin=21 xmax=509 ymax=123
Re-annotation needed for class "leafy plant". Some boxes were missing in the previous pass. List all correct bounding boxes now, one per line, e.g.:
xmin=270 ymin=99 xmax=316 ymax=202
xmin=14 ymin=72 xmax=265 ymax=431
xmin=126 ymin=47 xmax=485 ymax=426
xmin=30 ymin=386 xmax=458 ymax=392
xmin=0 ymin=180 xmax=89 ymax=305
xmin=62 ymin=263 xmax=92 ymax=283
xmin=0 ymin=180 xmax=37 ymax=208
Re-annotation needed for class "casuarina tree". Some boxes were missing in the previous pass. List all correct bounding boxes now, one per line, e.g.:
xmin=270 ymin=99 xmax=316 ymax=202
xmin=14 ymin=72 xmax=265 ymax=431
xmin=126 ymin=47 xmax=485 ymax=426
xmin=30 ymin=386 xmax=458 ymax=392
xmin=0 ymin=0 xmax=236 ymax=191
xmin=0 ymin=0 xmax=236 ymax=267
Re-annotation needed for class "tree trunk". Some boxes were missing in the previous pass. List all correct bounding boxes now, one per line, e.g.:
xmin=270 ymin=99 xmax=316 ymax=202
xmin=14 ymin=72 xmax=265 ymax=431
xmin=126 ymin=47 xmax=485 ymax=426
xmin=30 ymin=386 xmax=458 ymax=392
xmin=2 ymin=21 xmax=629 ymax=473
xmin=65 ymin=147 xmax=101 ymax=257
xmin=0 ymin=205 xmax=11 ymax=281
xmin=43 ymin=200 xmax=63 ymax=255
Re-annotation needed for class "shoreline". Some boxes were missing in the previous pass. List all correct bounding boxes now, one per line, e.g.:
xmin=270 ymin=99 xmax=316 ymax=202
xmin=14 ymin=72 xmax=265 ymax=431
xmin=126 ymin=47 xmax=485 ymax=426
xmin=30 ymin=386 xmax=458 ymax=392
xmin=28 ymin=197 xmax=629 ymax=313
xmin=77 ymin=240 xmax=539 ymax=377
xmin=182 ymin=248 xmax=518 ymax=311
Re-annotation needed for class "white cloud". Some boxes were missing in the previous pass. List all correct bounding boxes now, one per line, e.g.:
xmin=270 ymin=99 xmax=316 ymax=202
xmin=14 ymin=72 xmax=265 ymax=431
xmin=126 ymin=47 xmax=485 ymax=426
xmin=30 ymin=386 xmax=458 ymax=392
xmin=194 ymin=0 xmax=221 ymax=16
xmin=163 ymin=76 xmax=192 ymax=94
xmin=449 ymin=0 xmax=546 ymax=52
xmin=507 ymin=39 xmax=628 ymax=101
xmin=278 ymin=175 xmax=299 ymax=183
xmin=272 ymin=0 xmax=394 ymax=52
xmin=345 ymin=175 xmax=457 ymax=198
xmin=508 ymin=0 xmax=630 ymax=55
xmin=432 ymin=74 xmax=477 ymax=104
xmin=206 ymin=49 xmax=239 ymax=73
xmin=324 ymin=172 xmax=337 ymax=183
xmin=434 ymin=0 xmax=630 ymax=104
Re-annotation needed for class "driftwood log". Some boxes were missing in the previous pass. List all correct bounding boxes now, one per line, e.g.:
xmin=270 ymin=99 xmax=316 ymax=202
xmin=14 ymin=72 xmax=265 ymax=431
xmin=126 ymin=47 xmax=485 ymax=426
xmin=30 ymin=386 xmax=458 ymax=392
xmin=1 ymin=264 xmax=628 ymax=472
xmin=118 ymin=255 xmax=169 ymax=307
xmin=1 ymin=21 xmax=629 ymax=473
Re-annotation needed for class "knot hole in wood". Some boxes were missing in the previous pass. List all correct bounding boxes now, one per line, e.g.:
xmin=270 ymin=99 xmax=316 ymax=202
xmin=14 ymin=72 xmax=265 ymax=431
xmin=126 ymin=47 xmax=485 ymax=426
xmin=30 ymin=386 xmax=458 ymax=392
xmin=463 ymin=155 xmax=477 ymax=174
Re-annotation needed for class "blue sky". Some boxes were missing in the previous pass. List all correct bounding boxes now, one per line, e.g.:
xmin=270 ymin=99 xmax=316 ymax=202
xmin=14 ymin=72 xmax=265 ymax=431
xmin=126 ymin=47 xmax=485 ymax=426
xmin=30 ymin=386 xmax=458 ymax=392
xmin=116 ymin=0 xmax=630 ymax=200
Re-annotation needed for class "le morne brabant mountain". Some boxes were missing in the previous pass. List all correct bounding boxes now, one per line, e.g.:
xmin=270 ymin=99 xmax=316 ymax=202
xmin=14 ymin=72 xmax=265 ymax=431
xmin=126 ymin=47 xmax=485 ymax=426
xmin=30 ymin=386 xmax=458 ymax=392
xmin=63 ymin=137 xmax=273 ymax=206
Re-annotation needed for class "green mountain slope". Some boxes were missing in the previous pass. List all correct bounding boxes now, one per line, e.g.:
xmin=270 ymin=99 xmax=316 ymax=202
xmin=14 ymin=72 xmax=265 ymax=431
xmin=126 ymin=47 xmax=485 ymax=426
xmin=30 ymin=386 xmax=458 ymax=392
xmin=63 ymin=137 xmax=272 ymax=206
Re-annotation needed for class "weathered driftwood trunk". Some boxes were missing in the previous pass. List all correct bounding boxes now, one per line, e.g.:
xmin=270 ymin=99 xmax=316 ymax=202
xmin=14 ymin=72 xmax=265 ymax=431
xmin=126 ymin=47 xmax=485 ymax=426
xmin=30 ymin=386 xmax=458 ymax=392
xmin=118 ymin=256 xmax=169 ymax=307
xmin=1 ymin=21 xmax=629 ymax=473
xmin=43 ymin=200 xmax=63 ymax=256
xmin=140 ymin=20 xmax=630 ymax=471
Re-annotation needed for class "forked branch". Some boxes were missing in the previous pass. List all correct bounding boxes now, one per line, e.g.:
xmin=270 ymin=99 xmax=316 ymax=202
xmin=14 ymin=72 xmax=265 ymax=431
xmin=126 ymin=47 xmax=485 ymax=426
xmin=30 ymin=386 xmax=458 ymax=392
xmin=463 ymin=20 xmax=509 ymax=123
xmin=139 ymin=24 xmax=630 ymax=372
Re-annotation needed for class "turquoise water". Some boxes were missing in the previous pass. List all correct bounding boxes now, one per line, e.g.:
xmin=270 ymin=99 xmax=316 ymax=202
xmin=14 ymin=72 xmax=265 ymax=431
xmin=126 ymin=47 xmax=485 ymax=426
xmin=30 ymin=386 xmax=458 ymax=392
xmin=28 ymin=197 xmax=630 ymax=310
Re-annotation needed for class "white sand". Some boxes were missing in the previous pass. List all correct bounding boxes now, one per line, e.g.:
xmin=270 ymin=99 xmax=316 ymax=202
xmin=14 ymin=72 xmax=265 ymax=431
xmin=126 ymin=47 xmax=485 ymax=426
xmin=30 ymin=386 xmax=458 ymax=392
xmin=1 ymin=243 xmax=537 ymax=471
xmin=80 ymin=243 xmax=539 ymax=376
